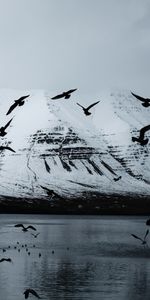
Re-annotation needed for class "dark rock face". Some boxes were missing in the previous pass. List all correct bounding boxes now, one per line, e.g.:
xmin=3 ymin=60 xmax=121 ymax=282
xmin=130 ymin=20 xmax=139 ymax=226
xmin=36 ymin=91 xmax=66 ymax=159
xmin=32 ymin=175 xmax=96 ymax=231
xmin=0 ymin=89 xmax=149 ymax=214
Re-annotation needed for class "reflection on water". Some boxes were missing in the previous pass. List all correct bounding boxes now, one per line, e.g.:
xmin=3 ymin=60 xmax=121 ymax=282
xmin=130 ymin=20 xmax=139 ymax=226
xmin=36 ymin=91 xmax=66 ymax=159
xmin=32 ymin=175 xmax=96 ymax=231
xmin=0 ymin=215 xmax=150 ymax=299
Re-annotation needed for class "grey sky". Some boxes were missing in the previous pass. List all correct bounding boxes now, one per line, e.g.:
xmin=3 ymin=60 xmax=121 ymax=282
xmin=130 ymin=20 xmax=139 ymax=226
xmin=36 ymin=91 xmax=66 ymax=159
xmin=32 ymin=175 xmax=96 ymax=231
xmin=0 ymin=0 xmax=150 ymax=95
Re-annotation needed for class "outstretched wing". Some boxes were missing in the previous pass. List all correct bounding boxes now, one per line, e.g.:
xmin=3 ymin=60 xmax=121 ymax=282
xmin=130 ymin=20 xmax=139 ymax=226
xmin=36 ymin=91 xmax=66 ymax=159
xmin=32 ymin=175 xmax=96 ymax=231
xmin=14 ymin=224 xmax=24 ymax=228
xmin=0 ymin=146 xmax=16 ymax=153
xmin=6 ymin=102 xmax=18 ymax=115
xmin=66 ymin=88 xmax=77 ymax=94
xmin=18 ymin=95 xmax=30 ymax=101
xmin=139 ymin=125 xmax=150 ymax=140
xmin=51 ymin=92 xmax=64 ymax=99
xmin=30 ymin=289 xmax=41 ymax=298
xmin=77 ymin=103 xmax=85 ymax=109
xmin=144 ymin=229 xmax=149 ymax=241
xmin=131 ymin=234 xmax=143 ymax=242
xmin=27 ymin=225 xmax=36 ymax=231
xmin=4 ymin=118 xmax=13 ymax=130
xmin=131 ymin=92 xmax=146 ymax=102
xmin=87 ymin=101 xmax=100 ymax=110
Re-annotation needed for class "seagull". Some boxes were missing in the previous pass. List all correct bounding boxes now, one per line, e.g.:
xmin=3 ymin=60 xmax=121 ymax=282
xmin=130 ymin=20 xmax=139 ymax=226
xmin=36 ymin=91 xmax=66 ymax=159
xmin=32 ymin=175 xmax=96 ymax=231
xmin=0 ymin=145 xmax=16 ymax=152
xmin=51 ymin=89 xmax=77 ymax=100
xmin=0 ymin=118 xmax=13 ymax=137
xmin=132 ymin=124 xmax=150 ymax=146
xmin=131 ymin=92 xmax=150 ymax=107
xmin=31 ymin=233 xmax=40 ymax=238
xmin=77 ymin=101 xmax=100 ymax=116
xmin=131 ymin=229 xmax=149 ymax=247
xmin=0 ymin=258 xmax=12 ymax=263
xmin=6 ymin=95 xmax=30 ymax=115
xmin=23 ymin=289 xmax=41 ymax=299
xmin=14 ymin=224 xmax=36 ymax=232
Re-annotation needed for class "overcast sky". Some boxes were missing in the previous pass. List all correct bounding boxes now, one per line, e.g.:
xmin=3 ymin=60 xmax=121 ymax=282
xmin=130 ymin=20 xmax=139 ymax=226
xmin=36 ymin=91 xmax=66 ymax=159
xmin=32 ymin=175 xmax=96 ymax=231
xmin=0 ymin=0 xmax=150 ymax=95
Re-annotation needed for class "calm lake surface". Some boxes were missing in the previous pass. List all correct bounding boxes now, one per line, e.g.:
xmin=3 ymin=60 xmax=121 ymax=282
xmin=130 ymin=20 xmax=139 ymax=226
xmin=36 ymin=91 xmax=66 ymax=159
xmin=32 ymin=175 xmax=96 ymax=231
xmin=0 ymin=215 xmax=150 ymax=300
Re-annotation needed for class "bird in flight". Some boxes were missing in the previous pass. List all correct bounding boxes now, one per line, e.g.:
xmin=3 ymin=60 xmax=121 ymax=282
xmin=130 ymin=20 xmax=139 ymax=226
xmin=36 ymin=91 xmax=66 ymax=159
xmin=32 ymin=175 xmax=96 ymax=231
xmin=23 ymin=289 xmax=41 ymax=299
xmin=77 ymin=101 xmax=100 ymax=116
xmin=6 ymin=95 xmax=30 ymax=115
xmin=31 ymin=233 xmax=40 ymax=238
xmin=0 ymin=145 xmax=15 ymax=153
xmin=131 ymin=92 xmax=150 ymax=107
xmin=131 ymin=229 xmax=149 ymax=247
xmin=0 ymin=258 xmax=12 ymax=263
xmin=113 ymin=176 xmax=122 ymax=182
xmin=0 ymin=118 xmax=13 ymax=137
xmin=51 ymin=89 xmax=77 ymax=100
xmin=14 ymin=224 xmax=36 ymax=232
xmin=132 ymin=124 xmax=150 ymax=146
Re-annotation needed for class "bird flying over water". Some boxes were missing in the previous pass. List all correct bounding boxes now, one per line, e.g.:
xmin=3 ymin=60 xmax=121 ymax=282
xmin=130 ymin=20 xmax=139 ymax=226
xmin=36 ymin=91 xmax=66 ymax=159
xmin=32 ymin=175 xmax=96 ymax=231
xmin=6 ymin=95 xmax=30 ymax=115
xmin=0 ymin=145 xmax=15 ymax=152
xmin=14 ymin=224 xmax=36 ymax=232
xmin=0 ymin=258 xmax=12 ymax=263
xmin=0 ymin=118 xmax=13 ymax=137
xmin=23 ymin=289 xmax=41 ymax=299
xmin=131 ymin=92 xmax=150 ymax=107
xmin=132 ymin=124 xmax=150 ymax=146
xmin=131 ymin=229 xmax=149 ymax=246
xmin=51 ymin=89 xmax=77 ymax=100
xmin=77 ymin=101 xmax=100 ymax=116
xmin=31 ymin=233 xmax=40 ymax=238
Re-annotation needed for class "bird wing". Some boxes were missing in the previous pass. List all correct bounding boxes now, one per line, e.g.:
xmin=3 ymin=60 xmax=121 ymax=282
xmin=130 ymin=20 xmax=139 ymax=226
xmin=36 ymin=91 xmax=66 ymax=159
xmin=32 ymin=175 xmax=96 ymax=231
xmin=77 ymin=103 xmax=85 ymax=109
xmin=131 ymin=92 xmax=146 ymax=102
xmin=139 ymin=125 xmax=150 ymax=140
xmin=6 ymin=102 xmax=18 ymax=115
xmin=27 ymin=225 xmax=36 ymax=231
xmin=131 ymin=234 xmax=143 ymax=242
xmin=14 ymin=224 xmax=25 ymax=228
xmin=144 ymin=229 xmax=149 ymax=241
xmin=0 ymin=146 xmax=16 ymax=153
xmin=18 ymin=95 xmax=30 ymax=101
xmin=51 ymin=93 xmax=64 ymax=99
xmin=4 ymin=118 xmax=13 ymax=130
xmin=66 ymin=89 xmax=77 ymax=94
xmin=87 ymin=101 xmax=100 ymax=110
xmin=30 ymin=289 xmax=41 ymax=298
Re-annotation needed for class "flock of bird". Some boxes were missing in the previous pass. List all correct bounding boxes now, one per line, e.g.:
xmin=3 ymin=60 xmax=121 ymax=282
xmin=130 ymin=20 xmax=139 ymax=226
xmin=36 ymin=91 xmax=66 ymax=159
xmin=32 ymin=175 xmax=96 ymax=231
xmin=0 ymin=223 xmax=43 ymax=299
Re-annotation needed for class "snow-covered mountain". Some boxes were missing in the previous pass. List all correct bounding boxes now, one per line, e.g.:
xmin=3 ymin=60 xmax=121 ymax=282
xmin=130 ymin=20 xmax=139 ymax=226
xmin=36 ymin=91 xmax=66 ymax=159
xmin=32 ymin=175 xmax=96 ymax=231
xmin=0 ymin=88 xmax=149 ymax=207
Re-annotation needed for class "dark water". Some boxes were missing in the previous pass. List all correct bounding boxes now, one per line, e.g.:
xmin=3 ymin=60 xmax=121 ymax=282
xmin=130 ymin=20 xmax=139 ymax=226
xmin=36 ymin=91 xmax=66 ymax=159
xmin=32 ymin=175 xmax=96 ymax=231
xmin=0 ymin=215 xmax=150 ymax=300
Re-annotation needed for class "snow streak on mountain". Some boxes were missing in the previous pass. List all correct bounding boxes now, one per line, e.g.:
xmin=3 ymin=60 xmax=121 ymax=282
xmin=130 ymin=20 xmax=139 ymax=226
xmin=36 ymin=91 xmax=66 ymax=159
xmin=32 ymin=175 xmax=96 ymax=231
xmin=0 ymin=89 xmax=149 ymax=201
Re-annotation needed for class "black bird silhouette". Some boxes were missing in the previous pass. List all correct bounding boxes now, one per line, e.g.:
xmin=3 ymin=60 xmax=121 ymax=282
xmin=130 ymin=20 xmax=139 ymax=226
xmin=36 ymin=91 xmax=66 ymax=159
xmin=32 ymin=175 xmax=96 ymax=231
xmin=113 ymin=176 xmax=122 ymax=182
xmin=31 ymin=233 xmax=40 ymax=238
xmin=6 ymin=95 xmax=30 ymax=115
xmin=131 ymin=92 xmax=150 ymax=107
xmin=132 ymin=124 xmax=150 ymax=146
xmin=131 ymin=229 xmax=149 ymax=246
xmin=77 ymin=101 xmax=100 ymax=115
xmin=51 ymin=89 xmax=77 ymax=100
xmin=14 ymin=224 xmax=36 ymax=232
xmin=0 ymin=145 xmax=15 ymax=152
xmin=0 ymin=258 xmax=12 ymax=263
xmin=23 ymin=289 xmax=41 ymax=299
xmin=0 ymin=118 xmax=13 ymax=137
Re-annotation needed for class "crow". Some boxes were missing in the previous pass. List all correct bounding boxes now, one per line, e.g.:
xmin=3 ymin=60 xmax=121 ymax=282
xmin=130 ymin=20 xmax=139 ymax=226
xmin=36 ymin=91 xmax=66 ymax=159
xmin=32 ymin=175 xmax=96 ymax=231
xmin=0 ymin=118 xmax=13 ymax=137
xmin=31 ymin=233 xmax=40 ymax=238
xmin=77 ymin=101 xmax=100 ymax=115
xmin=0 ymin=145 xmax=15 ymax=152
xmin=51 ymin=89 xmax=77 ymax=100
xmin=132 ymin=124 xmax=150 ymax=146
xmin=14 ymin=224 xmax=36 ymax=232
xmin=6 ymin=95 xmax=30 ymax=115
xmin=23 ymin=289 xmax=41 ymax=299
xmin=0 ymin=258 xmax=12 ymax=263
xmin=131 ymin=92 xmax=150 ymax=107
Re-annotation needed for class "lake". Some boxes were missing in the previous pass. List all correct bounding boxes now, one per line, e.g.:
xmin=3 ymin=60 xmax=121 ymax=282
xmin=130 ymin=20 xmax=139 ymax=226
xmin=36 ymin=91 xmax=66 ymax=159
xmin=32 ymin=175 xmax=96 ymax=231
xmin=0 ymin=215 xmax=150 ymax=300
